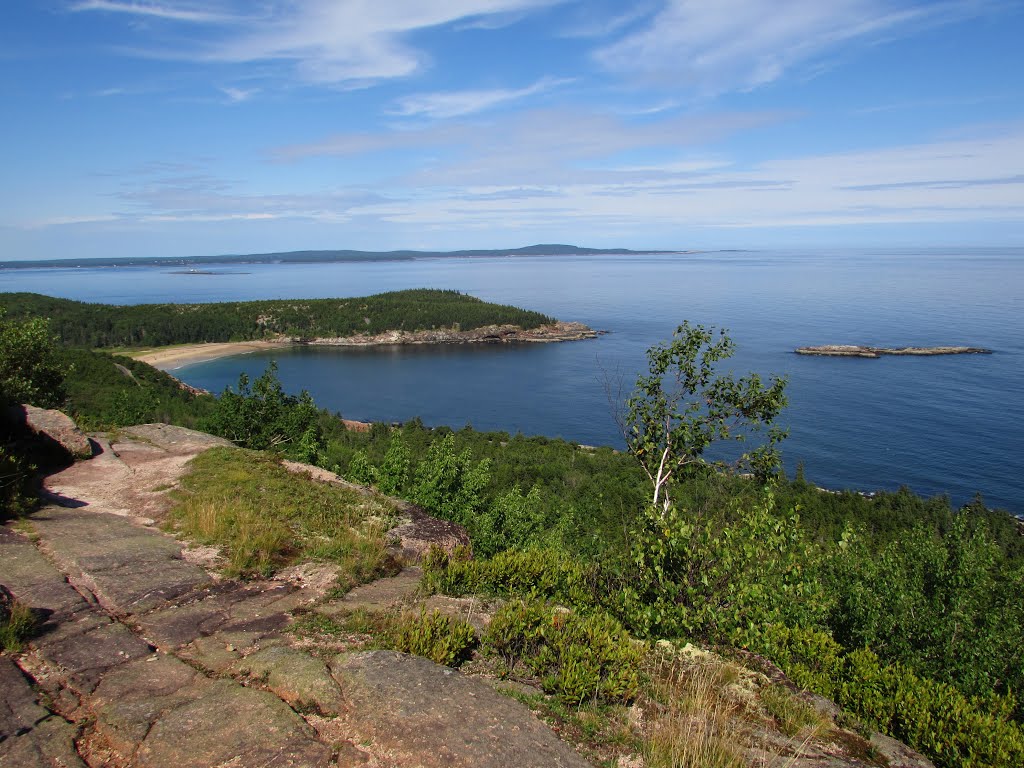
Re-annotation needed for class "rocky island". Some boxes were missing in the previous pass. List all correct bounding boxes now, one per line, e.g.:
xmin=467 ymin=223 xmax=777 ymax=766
xmin=795 ymin=344 xmax=993 ymax=358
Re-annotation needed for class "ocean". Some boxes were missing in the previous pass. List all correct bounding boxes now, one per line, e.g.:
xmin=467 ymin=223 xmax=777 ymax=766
xmin=3 ymin=247 xmax=1022 ymax=513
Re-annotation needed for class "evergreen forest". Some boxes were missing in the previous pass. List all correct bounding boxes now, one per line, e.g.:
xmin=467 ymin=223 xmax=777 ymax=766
xmin=0 ymin=290 xmax=554 ymax=348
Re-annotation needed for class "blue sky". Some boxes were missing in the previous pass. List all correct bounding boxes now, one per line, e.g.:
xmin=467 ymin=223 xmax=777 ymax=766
xmin=2 ymin=0 xmax=1023 ymax=259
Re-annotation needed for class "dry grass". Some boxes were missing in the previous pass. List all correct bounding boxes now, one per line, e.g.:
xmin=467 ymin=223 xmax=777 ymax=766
xmin=641 ymin=647 xmax=830 ymax=768
xmin=645 ymin=655 xmax=747 ymax=768
xmin=760 ymin=684 xmax=824 ymax=738
xmin=168 ymin=447 xmax=399 ymax=583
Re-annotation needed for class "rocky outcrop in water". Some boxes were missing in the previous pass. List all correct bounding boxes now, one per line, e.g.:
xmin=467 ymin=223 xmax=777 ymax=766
xmin=795 ymin=344 xmax=992 ymax=358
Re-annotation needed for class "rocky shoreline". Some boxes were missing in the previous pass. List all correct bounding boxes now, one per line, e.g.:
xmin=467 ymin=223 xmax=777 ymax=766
xmin=795 ymin=344 xmax=992 ymax=358
xmin=282 ymin=321 xmax=599 ymax=346
xmin=131 ymin=322 xmax=600 ymax=370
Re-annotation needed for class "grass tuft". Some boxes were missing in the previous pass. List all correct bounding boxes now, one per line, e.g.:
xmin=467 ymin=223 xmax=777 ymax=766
xmin=645 ymin=656 xmax=747 ymax=768
xmin=0 ymin=600 xmax=39 ymax=653
xmin=760 ymin=684 xmax=825 ymax=738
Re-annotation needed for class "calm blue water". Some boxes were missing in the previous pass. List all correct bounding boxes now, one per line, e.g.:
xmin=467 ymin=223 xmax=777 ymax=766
xmin=3 ymin=248 xmax=1022 ymax=513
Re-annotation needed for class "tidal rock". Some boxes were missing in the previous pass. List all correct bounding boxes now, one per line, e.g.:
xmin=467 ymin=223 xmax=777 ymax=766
xmin=795 ymin=344 xmax=992 ymax=358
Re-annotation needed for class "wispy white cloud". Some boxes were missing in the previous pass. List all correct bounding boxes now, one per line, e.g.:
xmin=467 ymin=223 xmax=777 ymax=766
xmin=593 ymin=0 xmax=977 ymax=95
xmin=22 ymin=214 xmax=120 ymax=229
xmin=108 ymin=169 xmax=384 ymax=221
xmin=389 ymin=77 xmax=572 ymax=119
xmin=75 ymin=0 xmax=566 ymax=86
xmin=221 ymin=1 xmax=565 ymax=84
xmin=273 ymin=107 xmax=783 ymax=167
xmin=560 ymin=3 xmax=656 ymax=38
xmin=70 ymin=0 xmax=236 ymax=24
xmin=24 ymin=127 xmax=1024 ymax=240
xmin=220 ymin=86 xmax=258 ymax=103
xmin=268 ymin=122 xmax=1024 ymax=236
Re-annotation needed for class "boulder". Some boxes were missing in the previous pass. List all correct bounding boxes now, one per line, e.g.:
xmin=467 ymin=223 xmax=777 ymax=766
xmin=5 ymin=404 xmax=93 ymax=460
xmin=386 ymin=503 xmax=471 ymax=563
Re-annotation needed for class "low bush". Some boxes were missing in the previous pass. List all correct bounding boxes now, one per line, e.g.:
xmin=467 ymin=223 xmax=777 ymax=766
xmin=751 ymin=624 xmax=1024 ymax=768
xmin=387 ymin=608 xmax=477 ymax=667
xmin=482 ymin=600 xmax=644 ymax=706
xmin=422 ymin=546 xmax=599 ymax=609
xmin=0 ymin=446 xmax=38 ymax=521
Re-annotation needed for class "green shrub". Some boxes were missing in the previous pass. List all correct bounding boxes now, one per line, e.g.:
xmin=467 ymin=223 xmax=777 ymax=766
xmin=422 ymin=546 xmax=598 ymax=609
xmin=0 ymin=599 xmax=39 ymax=652
xmin=387 ymin=609 xmax=477 ymax=667
xmin=482 ymin=600 xmax=644 ymax=706
xmin=0 ymin=310 xmax=67 ymax=408
xmin=1 ymin=446 xmax=39 ymax=521
xmin=751 ymin=624 xmax=1024 ymax=768
xmin=619 ymin=492 xmax=829 ymax=641
xmin=747 ymin=623 xmax=844 ymax=698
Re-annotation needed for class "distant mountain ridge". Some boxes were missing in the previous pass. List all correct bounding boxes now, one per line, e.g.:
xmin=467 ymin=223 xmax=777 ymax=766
xmin=0 ymin=244 xmax=683 ymax=270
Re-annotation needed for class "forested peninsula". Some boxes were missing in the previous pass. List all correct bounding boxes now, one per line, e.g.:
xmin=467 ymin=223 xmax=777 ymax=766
xmin=0 ymin=290 xmax=594 ymax=349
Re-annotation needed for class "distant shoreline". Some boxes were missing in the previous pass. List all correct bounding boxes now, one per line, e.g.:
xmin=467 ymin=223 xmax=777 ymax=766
xmin=0 ymin=244 xmax=693 ymax=271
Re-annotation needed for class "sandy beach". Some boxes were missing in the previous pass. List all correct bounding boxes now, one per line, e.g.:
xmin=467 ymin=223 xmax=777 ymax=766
xmin=128 ymin=341 xmax=286 ymax=370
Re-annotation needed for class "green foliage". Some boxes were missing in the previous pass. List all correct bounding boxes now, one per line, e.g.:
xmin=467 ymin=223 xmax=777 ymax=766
xmin=618 ymin=489 xmax=828 ymax=641
xmin=826 ymin=515 xmax=1024 ymax=704
xmin=625 ymin=321 xmax=787 ymax=511
xmin=0 ymin=309 xmax=67 ymax=408
xmin=482 ymin=600 xmax=644 ymax=706
xmin=475 ymin=483 xmax=550 ymax=557
xmin=410 ymin=433 xmax=491 ymax=527
xmin=422 ymin=546 xmax=599 ymax=608
xmin=168 ymin=447 xmax=397 ymax=580
xmin=0 ymin=289 xmax=554 ymax=348
xmin=202 ymin=363 xmax=325 ymax=462
xmin=751 ymin=625 xmax=1024 ymax=768
xmin=0 ymin=310 xmax=68 ymax=518
xmin=322 ymin=421 xmax=647 ymax=558
xmin=345 ymin=450 xmax=377 ymax=485
xmin=748 ymin=624 xmax=845 ymax=697
xmin=0 ymin=598 xmax=39 ymax=652
xmin=376 ymin=432 xmax=410 ymax=495
xmin=386 ymin=608 xmax=477 ymax=667
xmin=58 ymin=347 xmax=214 ymax=430
xmin=0 ymin=446 xmax=39 ymax=521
